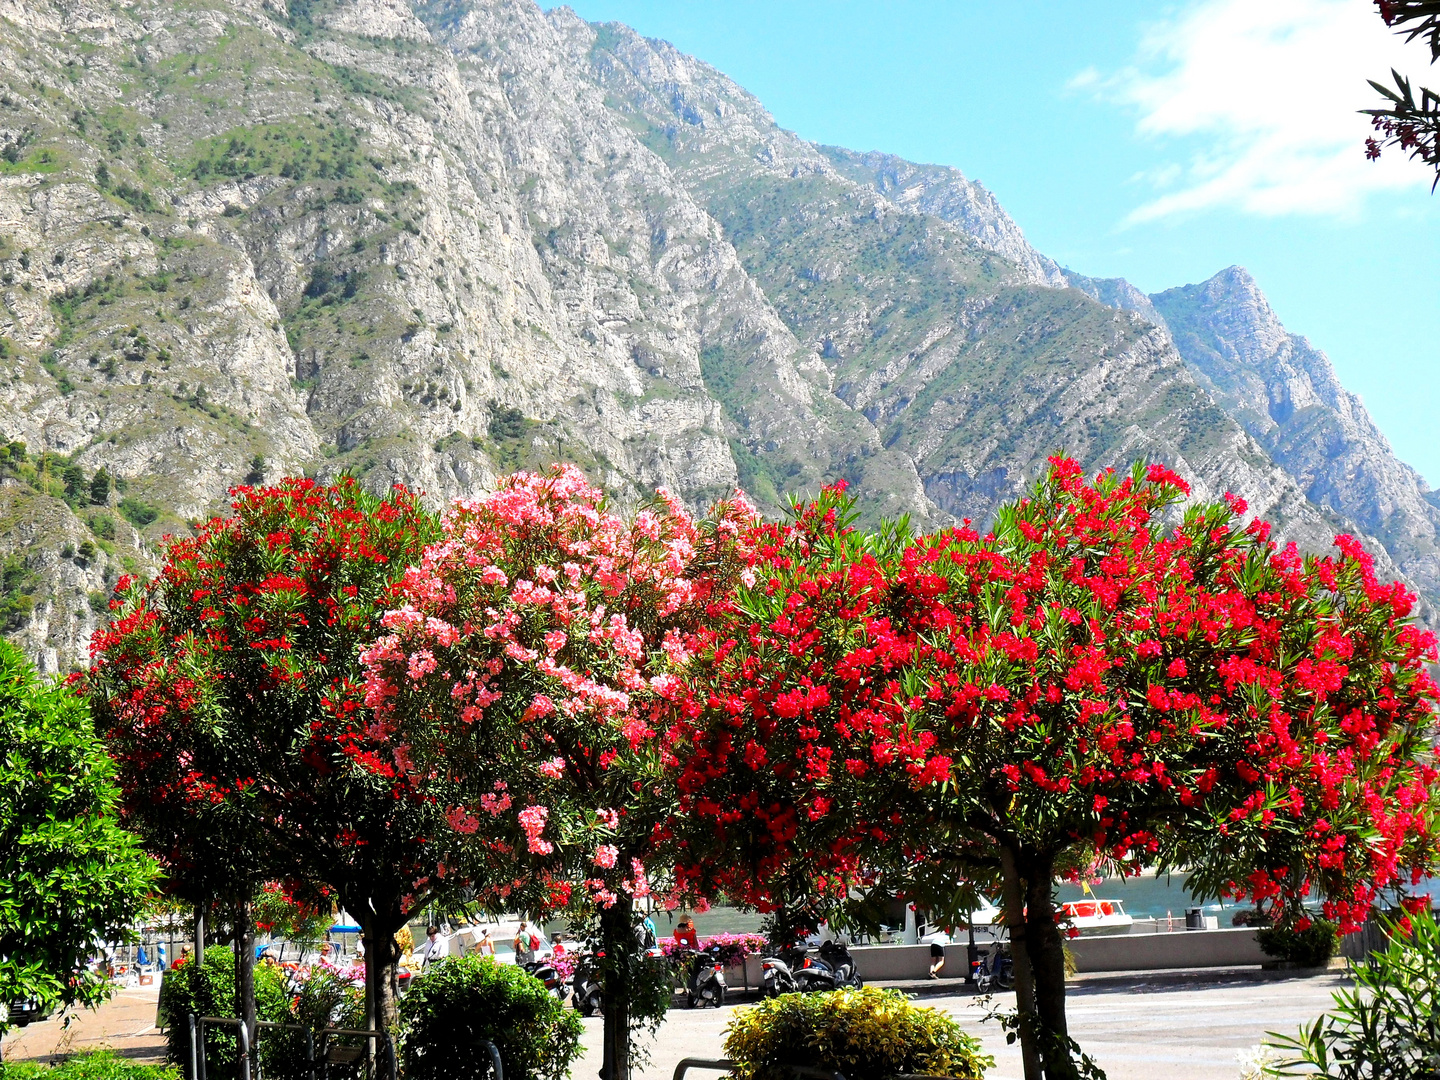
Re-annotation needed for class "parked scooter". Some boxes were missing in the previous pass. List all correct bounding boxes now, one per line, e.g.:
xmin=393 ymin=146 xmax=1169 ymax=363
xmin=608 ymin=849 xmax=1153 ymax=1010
xmin=521 ymin=957 xmax=566 ymax=999
xmin=758 ymin=950 xmax=800 ymax=997
xmin=974 ymin=936 xmax=1014 ymax=993
xmin=816 ymin=938 xmax=863 ymax=988
xmin=570 ymin=950 xmax=604 ymax=1016
xmin=791 ymin=939 xmax=862 ymax=992
xmin=681 ymin=943 xmax=728 ymax=1008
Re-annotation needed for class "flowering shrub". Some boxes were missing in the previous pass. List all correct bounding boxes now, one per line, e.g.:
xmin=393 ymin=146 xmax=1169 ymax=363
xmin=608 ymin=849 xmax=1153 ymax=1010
xmin=722 ymin=986 xmax=992 ymax=1080
xmin=674 ymin=458 xmax=1440 ymax=1079
xmin=360 ymin=465 xmax=757 ymax=1078
xmin=252 ymin=881 xmax=333 ymax=946
xmin=657 ymin=932 xmax=768 ymax=961
xmin=1256 ymin=920 xmax=1340 ymax=968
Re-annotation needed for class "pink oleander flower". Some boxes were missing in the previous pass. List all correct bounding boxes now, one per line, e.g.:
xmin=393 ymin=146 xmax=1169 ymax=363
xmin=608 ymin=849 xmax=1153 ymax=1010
xmin=539 ymin=757 xmax=566 ymax=779
xmin=594 ymin=843 xmax=619 ymax=868
xmin=519 ymin=804 xmax=553 ymax=854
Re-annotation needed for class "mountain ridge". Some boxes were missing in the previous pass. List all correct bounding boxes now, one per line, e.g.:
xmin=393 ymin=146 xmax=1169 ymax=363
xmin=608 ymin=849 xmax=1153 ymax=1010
xmin=0 ymin=0 xmax=1428 ymax=672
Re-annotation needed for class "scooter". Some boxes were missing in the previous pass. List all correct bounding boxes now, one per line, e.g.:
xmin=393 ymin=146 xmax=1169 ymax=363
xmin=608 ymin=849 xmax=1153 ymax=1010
xmin=682 ymin=943 xmax=727 ymax=1008
xmin=521 ymin=957 xmax=565 ymax=999
xmin=758 ymin=951 xmax=800 ymax=997
xmin=974 ymin=937 xmax=1014 ymax=993
xmin=570 ymin=950 xmax=604 ymax=1016
xmin=816 ymin=938 xmax=863 ymax=988
xmin=791 ymin=940 xmax=861 ymax=992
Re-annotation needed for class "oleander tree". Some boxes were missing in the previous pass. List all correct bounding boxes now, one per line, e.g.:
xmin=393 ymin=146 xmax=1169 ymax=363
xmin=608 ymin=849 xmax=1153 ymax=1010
xmin=0 ymin=640 xmax=156 ymax=1056
xmin=672 ymin=458 xmax=1440 ymax=1080
xmin=86 ymin=477 xmax=478 ymax=1035
xmin=1365 ymin=1 xmax=1440 ymax=187
xmin=359 ymin=465 xmax=756 ymax=1080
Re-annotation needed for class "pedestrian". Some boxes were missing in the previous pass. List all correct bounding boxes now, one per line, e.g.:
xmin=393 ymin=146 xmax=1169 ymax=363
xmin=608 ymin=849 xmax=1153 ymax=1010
xmin=920 ymin=925 xmax=952 ymax=979
xmin=474 ymin=927 xmax=495 ymax=956
xmin=416 ymin=925 xmax=445 ymax=970
xmin=513 ymin=920 xmax=540 ymax=965
xmin=673 ymin=916 xmax=699 ymax=951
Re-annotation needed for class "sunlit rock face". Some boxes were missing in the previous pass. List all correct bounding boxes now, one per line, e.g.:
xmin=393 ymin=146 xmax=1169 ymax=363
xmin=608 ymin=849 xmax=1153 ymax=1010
xmin=0 ymin=0 xmax=1425 ymax=668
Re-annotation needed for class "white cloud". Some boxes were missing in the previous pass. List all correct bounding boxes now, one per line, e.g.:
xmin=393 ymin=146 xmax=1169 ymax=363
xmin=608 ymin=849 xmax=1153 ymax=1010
xmin=1080 ymin=0 xmax=1436 ymax=222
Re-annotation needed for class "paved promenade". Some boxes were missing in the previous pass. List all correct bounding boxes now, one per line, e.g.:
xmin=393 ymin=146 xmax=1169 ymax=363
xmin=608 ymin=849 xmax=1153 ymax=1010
xmin=574 ymin=970 xmax=1347 ymax=1080
xmin=4 ymin=969 xmax=1346 ymax=1080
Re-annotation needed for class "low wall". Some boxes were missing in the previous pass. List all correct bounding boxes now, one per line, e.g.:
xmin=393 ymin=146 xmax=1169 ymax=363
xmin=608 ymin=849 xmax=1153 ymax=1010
xmin=725 ymin=928 xmax=1265 ymax=985
xmin=1067 ymin=927 xmax=1263 ymax=972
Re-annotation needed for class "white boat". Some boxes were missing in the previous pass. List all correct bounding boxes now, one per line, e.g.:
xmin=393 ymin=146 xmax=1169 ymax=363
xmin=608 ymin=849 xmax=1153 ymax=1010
xmin=1057 ymin=898 xmax=1133 ymax=934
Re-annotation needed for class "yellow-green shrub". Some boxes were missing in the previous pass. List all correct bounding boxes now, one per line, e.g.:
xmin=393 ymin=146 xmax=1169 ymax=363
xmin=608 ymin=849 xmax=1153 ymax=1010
xmin=722 ymin=987 xmax=991 ymax=1080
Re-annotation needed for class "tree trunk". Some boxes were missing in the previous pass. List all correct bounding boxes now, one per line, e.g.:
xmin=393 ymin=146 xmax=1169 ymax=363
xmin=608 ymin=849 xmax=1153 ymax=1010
xmin=358 ymin=904 xmax=404 ymax=1036
xmin=998 ymin=846 xmax=1044 ymax=1080
xmin=999 ymin=846 xmax=1080 ymax=1080
xmin=235 ymin=902 xmax=256 ymax=1080
xmin=598 ymin=897 xmax=635 ymax=1080
xmin=1023 ymin=854 xmax=1070 ymax=1053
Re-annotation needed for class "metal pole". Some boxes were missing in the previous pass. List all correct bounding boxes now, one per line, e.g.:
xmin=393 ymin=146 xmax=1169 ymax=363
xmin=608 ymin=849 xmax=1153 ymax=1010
xmin=188 ymin=1013 xmax=199 ymax=1080
xmin=479 ymin=1038 xmax=503 ymax=1080
xmin=238 ymin=1019 xmax=251 ymax=1080
xmin=306 ymin=1029 xmax=316 ymax=1080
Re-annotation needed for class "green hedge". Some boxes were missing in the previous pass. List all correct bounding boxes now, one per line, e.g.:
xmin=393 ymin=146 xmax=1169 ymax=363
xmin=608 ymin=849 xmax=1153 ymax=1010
xmin=0 ymin=1051 xmax=179 ymax=1080
xmin=396 ymin=956 xmax=581 ymax=1080
xmin=722 ymin=986 xmax=992 ymax=1080
xmin=1256 ymin=919 xmax=1339 ymax=968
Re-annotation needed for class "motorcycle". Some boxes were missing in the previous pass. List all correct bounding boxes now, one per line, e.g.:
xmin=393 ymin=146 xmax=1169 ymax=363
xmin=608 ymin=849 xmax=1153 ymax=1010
xmin=680 ymin=943 xmax=728 ymax=1008
xmin=974 ymin=937 xmax=1014 ymax=993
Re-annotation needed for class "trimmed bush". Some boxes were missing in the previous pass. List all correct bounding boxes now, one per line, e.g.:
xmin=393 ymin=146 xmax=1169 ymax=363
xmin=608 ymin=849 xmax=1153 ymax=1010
xmin=156 ymin=949 xmax=289 ymax=1077
xmin=1257 ymin=919 xmax=1339 ymax=968
xmin=396 ymin=956 xmax=581 ymax=1080
xmin=0 ymin=1051 xmax=180 ymax=1080
xmin=722 ymin=986 xmax=992 ymax=1080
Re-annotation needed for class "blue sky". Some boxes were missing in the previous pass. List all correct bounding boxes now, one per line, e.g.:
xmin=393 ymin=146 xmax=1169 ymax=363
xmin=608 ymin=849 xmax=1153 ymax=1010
xmin=559 ymin=0 xmax=1440 ymax=485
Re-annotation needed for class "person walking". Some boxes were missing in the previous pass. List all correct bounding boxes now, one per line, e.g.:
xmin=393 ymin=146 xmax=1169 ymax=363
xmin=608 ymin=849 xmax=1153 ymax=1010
xmin=474 ymin=927 xmax=496 ymax=956
xmin=920 ymin=925 xmax=952 ymax=979
xmin=416 ymin=925 xmax=446 ymax=970
xmin=513 ymin=921 xmax=540 ymax=965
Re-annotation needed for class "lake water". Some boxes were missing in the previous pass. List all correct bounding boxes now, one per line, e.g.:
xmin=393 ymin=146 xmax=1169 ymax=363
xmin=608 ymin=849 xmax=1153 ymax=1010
xmin=680 ymin=874 xmax=1439 ymax=936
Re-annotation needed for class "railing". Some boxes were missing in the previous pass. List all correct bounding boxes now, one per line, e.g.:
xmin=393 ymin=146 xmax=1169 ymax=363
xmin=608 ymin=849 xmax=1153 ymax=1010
xmin=188 ymin=1014 xmax=394 ymax=1080
xmin=477 ymin=1038 xmax=503 ymax=1080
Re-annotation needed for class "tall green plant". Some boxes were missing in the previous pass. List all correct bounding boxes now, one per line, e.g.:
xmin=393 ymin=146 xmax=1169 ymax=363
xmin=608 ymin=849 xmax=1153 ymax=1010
xmin=1264 ymin=906 xmax=1440 ymax=1077
xmin=0 ymin=640 xmax=156 ymax=1046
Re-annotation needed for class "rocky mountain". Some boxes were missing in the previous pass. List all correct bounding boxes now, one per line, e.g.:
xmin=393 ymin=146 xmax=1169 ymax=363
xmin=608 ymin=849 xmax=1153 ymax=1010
xmin=0 ymin=0 xmax=1427 ymax=671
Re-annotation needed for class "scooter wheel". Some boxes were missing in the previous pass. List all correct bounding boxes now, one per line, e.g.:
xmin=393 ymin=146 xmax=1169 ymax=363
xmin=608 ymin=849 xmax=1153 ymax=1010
xmin=712 ymin=983 xmax=726 ymax=1008
xmin=846 ymin=974 xmax=863 ymax=989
